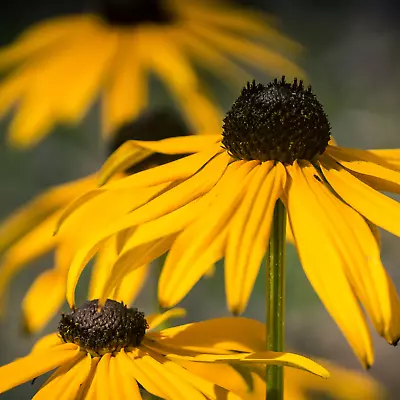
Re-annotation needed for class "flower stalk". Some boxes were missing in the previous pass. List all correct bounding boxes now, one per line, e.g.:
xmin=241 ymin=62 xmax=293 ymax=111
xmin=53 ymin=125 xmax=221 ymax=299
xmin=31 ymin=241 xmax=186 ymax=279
xmin=266 ymin=199 xmax=287 ymax=400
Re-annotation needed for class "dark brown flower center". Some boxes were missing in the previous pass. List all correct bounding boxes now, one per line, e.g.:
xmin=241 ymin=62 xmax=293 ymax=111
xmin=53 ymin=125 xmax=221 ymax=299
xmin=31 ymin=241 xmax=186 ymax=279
xmin=222 ymin=77 xmax=331 ymax=164
xmin=58 ymin=299 xmax=148 ymax=356
xmin=100 ymin=0 xmax=173 ymax=26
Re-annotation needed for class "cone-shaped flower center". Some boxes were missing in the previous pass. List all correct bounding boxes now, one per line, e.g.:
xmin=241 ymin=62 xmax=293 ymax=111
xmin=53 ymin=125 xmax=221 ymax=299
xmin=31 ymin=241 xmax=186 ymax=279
xmin=100 ymin=0 xmax=172 ymax=26
xmin=222 ymin=77 xmax=331 ymax=164
xmin=58 ymin=299 xmax=148 ymax=356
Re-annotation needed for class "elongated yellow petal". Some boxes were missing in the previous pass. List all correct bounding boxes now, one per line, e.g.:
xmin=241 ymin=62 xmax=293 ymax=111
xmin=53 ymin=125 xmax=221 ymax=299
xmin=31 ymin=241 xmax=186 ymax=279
xmin=101 ymin=235 xmax=176 ymax=304
xmin=226 ymin=162 xmax=285 ymax=314
xmin=0 ymin=344 xmax=80 ymax=394
xmin=166 ymin=351 xmax=328 ymax=378
xmin=67 ymin=153 xmax=228 ymax=307
xmin=156 ymin=317 xmax=265 ymax=353
xmin=111 ymin=263 xmax=150 ymax=305
xmin=286 ymin=162 xmax=373 ymax=367
xmin=0 ymin=16 xmax=96 ymax=69
xmin=159 ymin=160 xmax=258 ymax=307
xmin=22 ymin=269 xmax=65 ymax=334
xmin=31 ymin=333 xmax=62 ymax=354
xmin=117 ymin=349 xmax=165 ymax=398
xmin=309 ymin=161 xmax=400 ymax=344
xmin=95 ymin=353 xmax=111 ymax=400
xmin=146 ymin=308 xmax=186 ymax=331
xmin=33 ymin=353 xmax=90 ymax=400
xmin=321 ymin=155 xmax=400 ymax=238
xmin=188 ymin=23 xmax=303 ymax=79
xmin=109 ymin=354 xmax=141 ymax=399
xmin=0 ymin=174 xmax=96 ymax=252
xmin=76 ymin=357 xmax=99 ymax=400
xmin=0 ymin=214 xmax=58 ymax=315
xmin=102 ymin=31 xmax=146 ymax=135
xmin=367 ymin=149 xmax=400 ymax=170
xmin=327 ymin=145 xmax=400 ymax=193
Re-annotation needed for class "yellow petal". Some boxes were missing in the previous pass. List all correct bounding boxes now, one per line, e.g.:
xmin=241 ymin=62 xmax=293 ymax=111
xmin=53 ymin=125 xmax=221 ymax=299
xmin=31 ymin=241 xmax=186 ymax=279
xmin=367 ymin=149 xmax=400 ymax=170
xmin=100 ymin=139 xmax=222 ymax=186
xmin=0 ymin=343 xmax=80 ymax=394
xmin=31 ymin=333 xmax=62 ymax=354
xmin=286 ymin=162 xmax=373 ymax=367
xmin=116 ymin=349 xmax=165 ymax=398
xmin=226 ymin=162 xmax=285 ymax=314
xmin=188 ymin=22 xmax=303 ymax=79
xmin=22 ymin=269 xmax=65 ymax=334
xmin=321 ymin=155 xmax=400 ymax=238
xmin=101 ymin=31 xmax=146 ymax=136
xmin=159 ymin=160 xmax=258 ymax=307
xmin=67 ymin=152 xmax=229 ymax=307
xmin=111 ymin=263 xmax=150 ymax=305
xmin=95 ymin=353 xmax=111 ymax=400
xmin=146 ymin=308 xmax=187 ymax=331
xmin=327 ymin=145 xmax=400 ymax=193
xmin=76 ymin=357 xmax=99 ymax=400
xmin=109 ymin=354 xmax=141 ymax=399
xmin=0 ymin=16 xmax=95 ymax=69
xmin=33 ymin=353 xmax=90 ymax=400
xmin=155 ymin=317 xmax=265 ymax=354
xmin=101 ymin=235 xmax=176 ymax=304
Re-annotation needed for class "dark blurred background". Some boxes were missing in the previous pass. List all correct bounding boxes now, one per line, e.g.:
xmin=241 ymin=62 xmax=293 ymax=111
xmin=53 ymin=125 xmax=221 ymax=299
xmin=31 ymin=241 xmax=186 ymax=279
xmin=0 ymin=0 xmax=400 ymax=398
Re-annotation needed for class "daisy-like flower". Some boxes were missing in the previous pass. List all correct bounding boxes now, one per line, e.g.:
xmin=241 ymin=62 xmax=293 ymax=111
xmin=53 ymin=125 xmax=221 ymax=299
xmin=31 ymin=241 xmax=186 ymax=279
xmin=59 ymin=77 xmax=400 ymax=368
xmin=0 ymin=109 xmax=188 ymax=333
xmin=0 ymin=0 xmax=302 ymax=148
xmin=0 ymin=299 xmax=328 ymax=399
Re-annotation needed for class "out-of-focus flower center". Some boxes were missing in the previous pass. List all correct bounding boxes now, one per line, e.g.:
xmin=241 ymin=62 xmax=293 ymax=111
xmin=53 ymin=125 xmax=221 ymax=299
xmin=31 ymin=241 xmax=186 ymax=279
xmin=222 ymin=77 xmax=331 ymax=164
xmin=58 ymin=299 xmax=148 ymax=356
xmin=100 ymin=0 xmax=173 ymax=26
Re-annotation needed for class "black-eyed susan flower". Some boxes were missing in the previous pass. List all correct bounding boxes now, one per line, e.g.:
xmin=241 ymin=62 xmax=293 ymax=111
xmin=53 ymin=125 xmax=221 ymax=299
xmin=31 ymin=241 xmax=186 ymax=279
xmin=60 ymin=77 xmax=400 ymax=368
xmin=0 ymin=109 xmax=188 ymax=333
xmin=0 ymin=0 xmax=302 ymax=148
xmin=0 ymin=299 xmax=328 ymax=399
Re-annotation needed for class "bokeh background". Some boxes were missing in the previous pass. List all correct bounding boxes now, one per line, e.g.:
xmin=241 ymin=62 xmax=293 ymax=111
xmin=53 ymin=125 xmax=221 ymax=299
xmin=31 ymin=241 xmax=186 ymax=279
xmin=0 ymin=0 xmax=399 ymax=398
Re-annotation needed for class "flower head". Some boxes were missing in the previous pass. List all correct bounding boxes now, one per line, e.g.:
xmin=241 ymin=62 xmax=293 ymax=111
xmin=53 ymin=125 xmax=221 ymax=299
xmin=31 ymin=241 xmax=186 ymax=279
xmin=60 ymin=78 xmax=400 ymax=368
xmin=0 ymin=0 xmax=302 ymax=147
xmin=0 ymin=301 xmax=328 ymax=399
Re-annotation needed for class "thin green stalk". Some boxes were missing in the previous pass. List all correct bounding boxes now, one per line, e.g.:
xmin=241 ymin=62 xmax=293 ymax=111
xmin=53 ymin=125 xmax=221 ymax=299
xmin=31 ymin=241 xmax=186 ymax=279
xmin=266 ymin=200 xmax=287 ymax=400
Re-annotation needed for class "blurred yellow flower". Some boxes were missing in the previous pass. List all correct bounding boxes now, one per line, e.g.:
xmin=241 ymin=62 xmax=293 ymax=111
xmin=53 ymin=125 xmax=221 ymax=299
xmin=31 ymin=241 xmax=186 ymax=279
xmin=60 ymin=79 xmax=400 ymax=368
xmin=0 ymin=301 xmax=328 ymax=399
xmin=0 ymin=110 xmax=188 ymax=333
xmin=0 ymin=0 xmax=302 ymax=147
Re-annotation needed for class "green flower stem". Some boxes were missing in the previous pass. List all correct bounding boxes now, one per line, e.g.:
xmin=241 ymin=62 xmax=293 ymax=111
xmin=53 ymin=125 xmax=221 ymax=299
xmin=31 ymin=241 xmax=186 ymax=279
xmin=266 ymin=200 xmax=287 ymax=400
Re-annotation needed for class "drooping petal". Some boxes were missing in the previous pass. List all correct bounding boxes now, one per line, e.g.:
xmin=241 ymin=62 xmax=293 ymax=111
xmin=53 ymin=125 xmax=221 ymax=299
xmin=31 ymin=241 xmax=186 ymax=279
xmin=367 ymin=149 xmax=400 ymax=170
xmin=165 ymin=351 xmax=329 ymax=379
xmin=111 ymin=263 xmax=150 ymax=305
xmin=76 ymin=357 xmax=99 ymax=400
xmin=22 ymin=269 xmax=66 ymax=333
xmin=109 ymin=354 xmax=141 ymax=399
xmin=159 ymin=160 xmax=259 ymax=308
xmin=67 ymin=152 xmax=229 ymax=307
xmin=33 ymin=353 xmax=90 ymax=400
xmin=0 ymin=344 xmax=80 ymax=394
xmin=225 ymin=162 xmax=285 ymax=314
xmin=309 ymin=161 xmax=400 ymax=345
xmin=321 ymin=155 xmax=400 ymax=238
xmin=116 ymin=349 xmax=165 ymax=398
xmin=95 ymin=353 xmax=111 ymax=400
xmin=101 ymin=31 xmax=146 ymax=136
xmin=285 ymin=162 xmax=374 ymax=367
xmin=327 ymin=146 xmax=400 ymax=193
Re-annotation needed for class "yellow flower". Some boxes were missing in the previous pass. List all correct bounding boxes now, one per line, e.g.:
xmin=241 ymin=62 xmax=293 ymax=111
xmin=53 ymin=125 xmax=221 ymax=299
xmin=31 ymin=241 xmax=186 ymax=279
xmin=0 ymin=110 xmax=190 ymax=333
xmin=0 ymin=300 xmax=328 ymax=399
xmin=0 ymin=0 xmax=302 ymax=148
xmin=60 ymin=78 xmax=400 ymax=368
